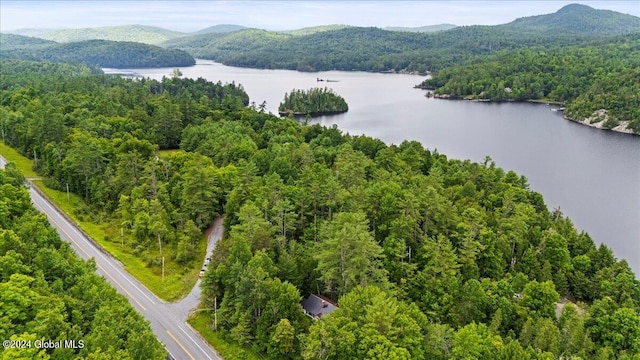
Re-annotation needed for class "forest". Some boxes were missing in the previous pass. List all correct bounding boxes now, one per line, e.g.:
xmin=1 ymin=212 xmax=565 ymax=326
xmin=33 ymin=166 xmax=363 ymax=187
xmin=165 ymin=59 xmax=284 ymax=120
xmin=162 ymin=4 xmax=640 ymax=74
xmin=3 ymin=4 xmax=639 ymax=133
xmin=1 ymin=59 xmax=638 ymax=359
xmin=419 ymin=35 xmax=640 ymax=133
xmin=13 ymin=25 xmax=187 ymax=46
xmin=278 ymin=87 xmax=348 ymax=116
xmin=0 ymin=36 xmax=195 ymax=68
xmin=0 ymin=33 xmax=57 ymax=51
xmin=0 ymin=165 xmax=166 ymax=359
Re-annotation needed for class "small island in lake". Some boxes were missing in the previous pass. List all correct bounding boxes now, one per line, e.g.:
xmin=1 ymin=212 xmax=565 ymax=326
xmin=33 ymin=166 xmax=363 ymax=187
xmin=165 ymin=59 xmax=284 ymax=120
xmin=279 ymin=87 xmax=348 ymax=117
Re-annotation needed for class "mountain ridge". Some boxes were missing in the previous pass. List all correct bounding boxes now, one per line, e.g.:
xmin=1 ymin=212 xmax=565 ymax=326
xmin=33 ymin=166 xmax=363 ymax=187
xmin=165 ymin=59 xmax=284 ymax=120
xmin=503 ymin=3 xmax=640 ymax=35
xmin=193 ymin=24 xmax=248 ymax=35
xmin=10 ymin=25 xmax=187 ymax=45
xmin=160 ymin=4 xmax=640 ymax=73
xmin=1 ymin=38 xmax=195 ymax=68
xmin=384 ymin=24 xmax=458 ymax=33
xmin=0 ymin=33 xmax=58 ymax=51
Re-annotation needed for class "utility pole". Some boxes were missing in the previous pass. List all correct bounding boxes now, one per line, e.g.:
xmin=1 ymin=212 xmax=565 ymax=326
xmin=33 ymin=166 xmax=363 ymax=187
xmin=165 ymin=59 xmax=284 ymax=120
xmin=120 ymin=227 xmax=124 ymax=249
xmin=162 ymin=256 xmax=165 ymax=282
xmin=66 ymin=183 xmax=70 ymax=201
xmin=214 ymin=296 xmax=217 ymax=330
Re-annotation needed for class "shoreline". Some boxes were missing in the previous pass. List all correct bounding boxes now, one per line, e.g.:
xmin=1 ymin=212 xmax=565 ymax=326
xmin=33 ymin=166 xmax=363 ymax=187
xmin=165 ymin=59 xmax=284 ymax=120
xmin=278 ymin=109 xmax=348 ymax=118
xmin=427 ymin=94 xmax=639 ymax=136
xmin=563 ymin=110 xmax=637 ymax=136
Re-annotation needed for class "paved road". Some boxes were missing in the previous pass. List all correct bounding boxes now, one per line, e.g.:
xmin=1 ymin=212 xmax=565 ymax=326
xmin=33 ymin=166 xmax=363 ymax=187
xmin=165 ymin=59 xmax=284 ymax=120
xmin=174 ymin=217 xmax=224 ymax=319
xmin=1 ymin=155 xmax=223 ymax=360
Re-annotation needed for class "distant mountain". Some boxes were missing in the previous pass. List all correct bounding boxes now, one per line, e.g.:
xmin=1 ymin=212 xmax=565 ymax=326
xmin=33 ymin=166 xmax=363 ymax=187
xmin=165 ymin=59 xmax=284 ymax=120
xmin=1 ymin=39 xmax=195 ymax=68
xmin=0 ymin=33 xmax=57 ymax=51
xmin=384 ymin=24 xmax=457 ymax=33
xmin=193 ymin=24 xmax=248 ymax=35
xmin=24 ymin=25 xmax=187 ymax=45
xmin=8 ymin=28 xmax=56 ymax=38
xmin=503 ymin=3 xmax=640 ymax=35
xmin=164 ymin=4 xmax=640 ymax=73
xmin=161 ymin=29 xmax=291 ymax=60
xmin=282 ymin=25 xmax=353 ymax=35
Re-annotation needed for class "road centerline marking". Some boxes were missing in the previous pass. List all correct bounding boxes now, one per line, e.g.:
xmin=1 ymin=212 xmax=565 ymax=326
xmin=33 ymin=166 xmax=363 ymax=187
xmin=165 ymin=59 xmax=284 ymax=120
xmin=31 ymin=190 xmax=157 ymax=305
xmin=32 ymin=199 xmax=147 ymax=312
xmin=166 ymin=330 xmax=196 ymax=360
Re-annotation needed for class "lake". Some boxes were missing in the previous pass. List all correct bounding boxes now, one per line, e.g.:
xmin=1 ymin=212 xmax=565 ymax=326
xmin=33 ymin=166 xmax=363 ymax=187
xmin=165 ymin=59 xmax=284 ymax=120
xmin=105 ymin=60 xmax=640 ymax=274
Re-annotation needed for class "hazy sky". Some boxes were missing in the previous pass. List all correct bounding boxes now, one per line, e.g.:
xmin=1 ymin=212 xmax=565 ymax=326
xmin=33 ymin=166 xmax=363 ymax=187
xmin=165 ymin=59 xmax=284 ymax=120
xmin=1 ymin=1 xmax=638 ymax=32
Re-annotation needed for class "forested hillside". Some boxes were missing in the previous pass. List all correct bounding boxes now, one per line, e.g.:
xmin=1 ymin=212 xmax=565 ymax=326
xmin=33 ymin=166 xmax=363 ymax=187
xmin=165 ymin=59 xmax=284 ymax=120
xmin=384 ymin=24 xmax=458 ymax=33
xmin=420 ymin=35 xmax=640 ymax=133
xmin=0 ymin=33 xmax=57 ymax=51
xmin=1 ymin=59 xmax=638 ymax=359
xmin=0 ymin=60 xmax=248 ymax=272
xmin=193 ymin=24 xmax=248 ymax=35
xmin=11 ymin=25 xmax=187 ymax=45
xmin=0 ymin=165 xmax=166 ymax=359
xmin=503 ymin=3 xmax=640 ymax=35
xmin=163 ymin=25 xmax=549 ymax=73
xmin=281 ymin=25 xmax=353 ymax=35
xmin=0 ymin=38 xmax=195 ymax=68
xmin=163 ymin=4 xmax=640 ymax=73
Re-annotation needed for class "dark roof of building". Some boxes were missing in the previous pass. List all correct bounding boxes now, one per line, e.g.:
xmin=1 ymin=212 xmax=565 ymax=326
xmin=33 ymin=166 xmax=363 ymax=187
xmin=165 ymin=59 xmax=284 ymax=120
xmin=301 ymin=294 xmax=338 ymax=318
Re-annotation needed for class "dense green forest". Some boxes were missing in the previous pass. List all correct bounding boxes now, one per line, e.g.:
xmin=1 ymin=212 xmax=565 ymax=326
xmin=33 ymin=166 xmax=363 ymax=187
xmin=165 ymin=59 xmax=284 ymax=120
xmin=162 ymin=4 xmax=640 ymax=74
xmin=0 ymin=33 xmax=57 ymax=51
xmin=162 ymin=25 xmax=554 ymax=73
xmin=1 ymin=59 xmax=638 ymax=359
xmin=420 ymin=35 xmax=640 ymax=133
xmin=0 ymin=59 xmax=248 ymax=278
xmin=12 ymin=25 xmax=187 ymax=45
xmin=159 ymin=4 xmax=640 ymax=133
xmin=281 ymin=25 xmax=353 ymax=36
xmin=9 ymin=24 xmax=246 ymax=45
xmin=0 ymin=37 xmax=195 ymax=68
xmin=278 ymin=87 xmax=348 ymax=116
xmin=505 ymin=4 xmax=640 ymax=35
xmin=0 ymin=166 xmax=166 ymax=359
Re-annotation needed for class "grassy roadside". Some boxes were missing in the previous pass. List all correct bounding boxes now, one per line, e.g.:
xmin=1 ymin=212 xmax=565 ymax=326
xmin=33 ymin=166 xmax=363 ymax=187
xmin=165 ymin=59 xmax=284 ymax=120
xmin=1 ymin=142 xmax=202 ymax=302
xmin=0 ymin=142 xmax=39 ymax=178
xmin=3 ymin=141 xmax=260 ymax=355
xmin=187 ymin=311 xmax=262 ymax=360
xmin=34 ymin=180 xmax=204 ymax=301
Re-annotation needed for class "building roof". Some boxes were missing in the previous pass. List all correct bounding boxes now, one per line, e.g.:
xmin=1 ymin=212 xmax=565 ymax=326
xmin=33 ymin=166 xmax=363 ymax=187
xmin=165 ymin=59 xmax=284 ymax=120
xmin=301 ymin=294 xmax=338 ymax=318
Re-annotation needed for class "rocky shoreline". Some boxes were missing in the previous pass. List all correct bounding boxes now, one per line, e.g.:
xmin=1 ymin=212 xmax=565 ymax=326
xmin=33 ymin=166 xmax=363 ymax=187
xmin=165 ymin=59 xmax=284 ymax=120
xmin=426 ymin=93 xmax=638 ymax=135
xmin=563 ymin=109 xmax=638 ymax=135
